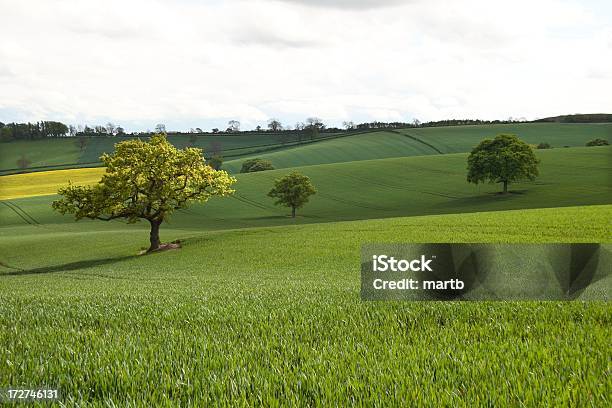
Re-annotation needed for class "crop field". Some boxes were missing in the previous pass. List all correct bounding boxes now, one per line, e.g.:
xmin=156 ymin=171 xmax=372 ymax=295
xmin=2 ymin=123 xmax=609 ymax=175
xmin=2 ymin=146 xmax=610 ymax=230
xmin=224 ymin=123 xmax=612 ymax=171
xmin=222 ymin=130 xmax=434 ymax=172
xmin=0 ymin=131 xmax=346 ymax=175
xmin=0 ymin=138 xmax=80 ymax=171
xmin=0 ymin=205 xmax=611 ymax=405
xmin=0 ymin=168 xmax=104 ymax=200
xmin=403 ymin=122 xmax=612 ymax=153
xmin=1 ymin=124 xmax=611 ymax=405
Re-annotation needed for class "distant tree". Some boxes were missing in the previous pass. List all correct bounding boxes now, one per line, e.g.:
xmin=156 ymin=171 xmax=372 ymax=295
xmin=342 ymin=121 xmax=355 ymax=130
xmin=228 ymin=120 xmax=240 ymax=132
xmin=155 ymin=123 xmax=166 ymax=133
xmin=212 ymin=128 xmax=219 ymax=133
xmin=467 ymin=134 xmax=539 ymax=194
xmin=195 ymin=127 xmax=203 ymax=133
xmin=586 ymin=138 xmax=609 ymax=146
xmin=76 ymin=136 xmax=88 ymax=151
xmin=305 ymin=117 xmax=324 ymax=140
xmin=52 ymin=134 xmax=236 ymax=252
xmin=295 ymin=122 xmax=304 ymax=131
xmin=68 ymin=125 xmax=77 ymax=137
xmin=16 ymin=154 xmax=31 ymax=170
xmin=537 ymin=142 xmax=552 ymax=149
xmin=94 ymin=125 xmax=107 ymax=134
xmin=208 ymin=154 xmax=223 ymax=170
xmin=240 ymin=158 xmax=275 ymax=173
xmin=268 ymin=172 xmax=316 ymax=218
xmin=0 ymin=127 xmax=14 ymax=142
xmin=116 ymin=126 xmax=125 ymax=136
xmin=412 ymin=118 xmax=421 ymax=127
xmin=106 ymin=122 xmax=115 ymax=136
xmin=256 ymin=125 xmax=262 ymax=132
xmin=268 ymin=119 xmax=282 ymax=132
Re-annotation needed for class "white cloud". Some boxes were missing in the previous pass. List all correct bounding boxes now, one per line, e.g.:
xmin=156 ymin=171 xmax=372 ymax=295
xmin=0 ymin=0 xmax=610 ymax=131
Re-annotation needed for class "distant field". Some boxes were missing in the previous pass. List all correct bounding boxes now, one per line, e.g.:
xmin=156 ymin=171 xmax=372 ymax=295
xmin=405 ymin=122 xmax=612 ymax=153
xmin=225 ymin=123 xmax=612 ymax=171
xmin=222 ymin=130 xmax=433 ymax=172
xmin=0 ymin=138 xmax=80 ymax=171
xmin=2 ymin=123 xmax=609 ymax=174
xmin=0 ymin=131 xmax=345 ymax=175
xmin=0 ymin=205 xmax=610 ymax=405
xmin=2 ymin=147 xmax=611 ymax=231
xmin=0 ymin=167 xmax=104 ymax=200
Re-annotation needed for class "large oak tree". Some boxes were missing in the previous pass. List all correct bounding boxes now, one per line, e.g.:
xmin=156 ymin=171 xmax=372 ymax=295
xmin=467 ymin=134 xmax=539 ymax=194
xmin=53 ymin=134 xmax=236 ymax=252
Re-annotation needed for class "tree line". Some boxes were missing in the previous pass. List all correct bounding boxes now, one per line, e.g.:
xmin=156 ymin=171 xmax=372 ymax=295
xmin=0 ymin=117 xmax=530 ymax=143
xmin=5 ymin=114 xmax=608 ymax=143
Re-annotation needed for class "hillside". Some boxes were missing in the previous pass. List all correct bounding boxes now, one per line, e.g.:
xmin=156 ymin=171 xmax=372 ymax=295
xmin=0 ymin=205 xmax=610 ymax=405
xmin=2 ymin=123 xmax=610 ymax=175
xmin=2 ymin=147 xmax=610 ymax=232
xmin=225 ymin=123 xmax=611 ymax=172
xmin=0 ymin=131 xmax=347 ymax=175
xmin=534 ymin=113 xmax=612 ymax=123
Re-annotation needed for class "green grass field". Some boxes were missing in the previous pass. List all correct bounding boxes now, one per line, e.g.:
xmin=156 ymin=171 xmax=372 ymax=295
xmin=1 ymin=125 xmax=611 ymax=405
xmin=0 ymin=131 xmax=345 ymax=175
xmin=0 ymin=206 xmax=610 ymax=405
xmin=224 ymin=123 xmax=611 ymax=172
xmin=3 ymin=146 xmax=609 ymax=231
xmin=0 ymin=139 xmax=80 ymax=171
xmin=2 ymin=123 xmax=609 ymax=175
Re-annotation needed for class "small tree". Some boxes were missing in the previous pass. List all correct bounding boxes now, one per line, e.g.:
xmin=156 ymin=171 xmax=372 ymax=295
xmin=467 ymin=134 xmax=539 ymax=194
xmin=268 ymin=172 xmax=316 ymax=218
xmin=240 ymin=158 xmax=274 ymax=173
xmin=52 ymin=134 xmax=236 ymax=252
xmin=228 ymin=120 xmax=240 ymax=132
xmin=537 ymin=142 xmax=551 ymax=149
xmin=586 ymin=138 xmax=609 ymax=146
xmin=268 ymin=119 xmax=282 ymax=132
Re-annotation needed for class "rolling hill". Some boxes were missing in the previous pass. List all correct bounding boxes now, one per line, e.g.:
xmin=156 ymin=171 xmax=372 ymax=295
xmin=2 ymin=123 xmax=610 ymax=175
xmin=224 ymin=123 xmax=611 ymax=172
xmin=1 ymin=122 xmax=611 ymax=406
xmin=2 ymin=147 xmax=610 ymax=232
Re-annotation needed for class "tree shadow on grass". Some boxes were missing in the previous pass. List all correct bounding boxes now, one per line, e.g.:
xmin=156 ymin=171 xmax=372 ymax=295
xmin=0 ymin=256 xmax=137 ymax=277
xmin=431 ymin=190 xmax=528 ymax=211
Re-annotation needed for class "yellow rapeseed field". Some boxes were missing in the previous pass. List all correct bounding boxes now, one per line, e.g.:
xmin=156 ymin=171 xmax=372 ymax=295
xmin=0 ymin=167 xmax=105 ymax=200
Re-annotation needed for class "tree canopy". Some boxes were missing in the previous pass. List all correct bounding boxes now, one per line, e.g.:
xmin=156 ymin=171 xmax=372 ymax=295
xmin=268 ymin=172 xmax=316 ymax=218
xmin=467 ymin=134 xmax=539 ymax=194
xmin=52 ymin=134 xmax=236 ymax=251
xmin=240 ymin=158 xmax=275 ymax=173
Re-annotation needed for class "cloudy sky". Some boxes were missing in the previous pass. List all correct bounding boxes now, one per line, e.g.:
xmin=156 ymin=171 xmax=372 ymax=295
xmin=1 ymin=0 xmax=611 ymax=131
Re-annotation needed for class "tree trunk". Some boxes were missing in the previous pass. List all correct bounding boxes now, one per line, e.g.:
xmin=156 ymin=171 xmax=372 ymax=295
xmin=291 ymin=207 xmax=296 ymax=218
xmin=148 ymin=219 xmax=162 ymax=252
xmin=502 ymin=180 xmax=508 ymax=194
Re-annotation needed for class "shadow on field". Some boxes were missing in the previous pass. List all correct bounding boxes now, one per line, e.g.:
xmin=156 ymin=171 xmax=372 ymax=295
xmin=0 ymin=256 xmax=136 ymax=277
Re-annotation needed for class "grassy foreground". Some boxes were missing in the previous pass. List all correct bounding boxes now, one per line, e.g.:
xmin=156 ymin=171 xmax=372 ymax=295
xmin=0 ymin=205 xmax=610 ymax=406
